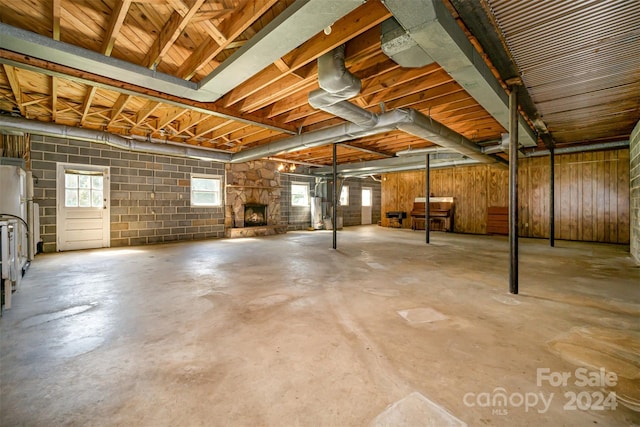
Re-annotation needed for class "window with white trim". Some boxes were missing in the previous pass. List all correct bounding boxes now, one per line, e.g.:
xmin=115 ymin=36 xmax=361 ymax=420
xmin=340 ymin=185 xmax=349 ymax=206
xmin=291 ymin=182 xmax=309 ymax=207
xmin=191 ymin=174 xmax=222 ymax=207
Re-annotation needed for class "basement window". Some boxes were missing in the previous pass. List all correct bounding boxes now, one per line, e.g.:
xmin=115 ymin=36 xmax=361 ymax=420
xmin=291 ymin=182 xmax=309 ymax=207
xmin=340 ymin=185 xmax=349 ymax=206
xmin=191 ymin=174 xmax=222 ymax=207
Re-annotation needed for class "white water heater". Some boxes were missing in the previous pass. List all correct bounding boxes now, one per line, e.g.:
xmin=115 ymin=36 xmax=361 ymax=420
xmin=0 ymin=159 xmax=29 ymax=311
xmin=0 ymin=164 xmax=26 ymax=216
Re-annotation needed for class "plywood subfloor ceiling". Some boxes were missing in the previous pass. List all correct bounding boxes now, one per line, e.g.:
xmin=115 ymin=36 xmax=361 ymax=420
xmin=0 ymin=0 xmax=637 ymax=167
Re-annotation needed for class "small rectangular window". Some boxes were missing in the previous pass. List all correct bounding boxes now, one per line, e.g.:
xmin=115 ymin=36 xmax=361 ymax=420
xmin=64 ymin=171 xmax=103 ymax=208
xmin=291 ymin=182 xmax=309 ymax=207
xmin=191 ymin=174 xmax=222 ymax=207
xmin=340 ymin=185 xmax=349 ymax=206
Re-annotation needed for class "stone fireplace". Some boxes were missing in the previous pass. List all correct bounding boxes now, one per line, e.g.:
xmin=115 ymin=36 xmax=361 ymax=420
xmin=224 ymin=160 xmax=286 ymax=238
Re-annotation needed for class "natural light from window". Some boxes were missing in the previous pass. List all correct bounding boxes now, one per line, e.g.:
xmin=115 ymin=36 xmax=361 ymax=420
xmin=64 ymin=172 xmax=103 ymax=208
xmin=291 ymin=182 xmax=309 ymax=207
xmin=191 ymin=174 xmax=222 ymax=207
xmin=340 ymin=185 xmax=349 ymax=206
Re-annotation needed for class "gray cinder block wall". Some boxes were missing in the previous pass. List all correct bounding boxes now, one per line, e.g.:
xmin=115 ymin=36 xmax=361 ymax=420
xmin=279 ymin=173 xmax=314 ymax=230
xmin=30 ymin=135 xmax=383 ymax=251
xmin=30 ymin=135 xmax=225 ymax=252
xmin=631 ymin=120 xmax=640 ymax=263
xmin=341 ymin=178 xmax=382 ymax=226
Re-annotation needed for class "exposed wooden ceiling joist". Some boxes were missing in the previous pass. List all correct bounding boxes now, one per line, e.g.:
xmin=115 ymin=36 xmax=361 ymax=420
xmin=0 ymin=0 xmax=632 ymax=166
xmin=2 ymin=64 xmax=24 ymax=116
xmin=177 ymin=0 xmax=279 ymax=80
xmin=144 ymin=0 xmax=206 ymax=69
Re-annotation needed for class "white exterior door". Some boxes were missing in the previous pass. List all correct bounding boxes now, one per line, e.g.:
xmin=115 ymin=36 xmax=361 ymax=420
xmin=56 ymin=163 xmax=110 ymax=251
xmin=361 ymin=187 xmax=372 ymax=225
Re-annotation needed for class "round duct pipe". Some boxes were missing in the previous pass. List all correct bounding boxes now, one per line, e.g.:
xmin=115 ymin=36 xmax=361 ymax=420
xmin=0 ymin=115 xmax=232 ymax=163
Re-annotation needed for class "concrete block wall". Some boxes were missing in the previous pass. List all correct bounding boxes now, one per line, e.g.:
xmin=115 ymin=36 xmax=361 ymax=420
xmin=631 ymin=120 xmax=640 ymax=263
xmin=30 ymin=135 xmax=225 ymax=252
xmin=341 ymin=178 xmax=382 ymax=226
xmin=280 ymin=173 xmax=314 ymax=230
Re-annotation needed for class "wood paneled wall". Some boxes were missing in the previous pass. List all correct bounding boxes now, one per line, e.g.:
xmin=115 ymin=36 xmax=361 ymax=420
xmin=381 ymin=149 xmax=630 ymax=244
xmin=550 ymin=149 xmax=629 ymax=243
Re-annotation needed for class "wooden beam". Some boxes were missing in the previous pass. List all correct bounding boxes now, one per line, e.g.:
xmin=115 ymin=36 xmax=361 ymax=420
xmin=101 ymin=0 xmax=132 ymax=56
xmin=77 ymin=0 xmax=131 ymax=128
xmin=201 ymin=20 xmax=228 ymax=45
xmin=155 ymin=106 xmax=187 ymax=130
xmin=221 ymin=0 xmax=391 ymax=107
xmin=273 ymin=58 xmax=290 ymax=73
xmin=52 ymin=0 xmax=61 ymax=40
xmin=239 ymin=74 xmax=316 ymax=113
xmin=0 ymin=48 xmax=296 ymax=134
xmin=339 ymin=142 xmax=394 ymax=158
xmin=173 ymin=111 xmax=208 ymax=135
xmin=134 ymin=100 xmax=161 ymax=125
xmin=2 ymin=64 xmax=25 ymax=116
xmin=21 ymin=95 xmax=50 ymax=107
xmin=193 ymin=8 xmax=234 ymax=23
xmin=166 ymin=0 xmax=188 ymax=14
xmin=144 ymin=0 xmax=206 ymax=69
xmin=108 ymin=93 xmax=131 ymax=127
xmin=177 ymin=0 xmax=278 ymax=80
xmin=51 ymin=76 xmax=58 ymax=122
xmin=80 ymin=86 xmax=98 ymax=126
xmin=191 ymin=116 xmax=231 ymax=139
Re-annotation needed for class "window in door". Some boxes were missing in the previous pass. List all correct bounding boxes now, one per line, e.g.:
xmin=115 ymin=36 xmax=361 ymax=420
xmin=64 ymin=171 xmax=104 ymax=208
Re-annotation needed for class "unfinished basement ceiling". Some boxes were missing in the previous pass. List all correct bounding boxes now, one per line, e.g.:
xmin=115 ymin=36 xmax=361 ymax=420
xmin=481 ymin=0 xmax=640 ymax=146
xmin=0 ymin=0 xmax=638 ymax=167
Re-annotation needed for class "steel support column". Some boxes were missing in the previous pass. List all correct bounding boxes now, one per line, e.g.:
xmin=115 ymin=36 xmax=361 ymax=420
xmin=332 ymin=142 xmax=337 ymax=250
xmin=509 ymin=87 xmax=519 ymax=294
xmin=550 ymin=147 xmax=555 ymax=247
xmin=425 ymin=153 xmax=430 ymax=244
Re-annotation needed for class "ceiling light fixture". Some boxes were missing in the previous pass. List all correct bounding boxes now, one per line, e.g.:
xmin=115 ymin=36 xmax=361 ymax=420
xmin=277 ymin=163 xmax=296 ymax=173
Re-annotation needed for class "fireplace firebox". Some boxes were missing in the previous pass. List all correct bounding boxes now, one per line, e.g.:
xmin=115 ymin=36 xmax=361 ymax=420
xmin=243 ymin=204 xmax=267 ymax=227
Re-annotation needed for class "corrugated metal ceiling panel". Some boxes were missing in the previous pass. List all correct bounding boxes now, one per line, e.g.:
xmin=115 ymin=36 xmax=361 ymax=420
xmin=487 ymin=0 xmax=640 ymax=144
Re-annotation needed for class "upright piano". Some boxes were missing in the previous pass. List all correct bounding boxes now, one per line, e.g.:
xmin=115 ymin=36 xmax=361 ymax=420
xmin=410 ymin=197 xmax=454 ymax=231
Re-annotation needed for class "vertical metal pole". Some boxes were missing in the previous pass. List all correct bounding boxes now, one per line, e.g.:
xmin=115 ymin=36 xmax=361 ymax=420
xmin=332 ymin=142 xmax=337 ymax=250
xmin=425 ymin=153 xmax=430 ymax=244
xmin=549 ymin=147 xmax=555 ymax=247
xmin=509 ymin=87 xmax=519 ymax=294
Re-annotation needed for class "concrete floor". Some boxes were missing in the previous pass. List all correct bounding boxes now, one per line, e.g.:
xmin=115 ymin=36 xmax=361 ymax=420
xmin=1 ymin=226 xmax=639 ymax=426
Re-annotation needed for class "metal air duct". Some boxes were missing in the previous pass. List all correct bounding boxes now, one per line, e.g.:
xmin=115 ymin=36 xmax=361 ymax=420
xmin=380 ymin=17 xmax=434 ymax=68
xmin=395 ymin=146 xmax=456 ymax=156
xmin=234 ymin=44 xmax=503 ymax=165
xmin=308 ymin=45 xmax=379 ymax=128
xmin=397 ymin=109 xmax=499 ymax=164
xmin=0 ymin=0 xmax=365 ymax=103
xmin=231 ymin=109 xmax=406 ymax=163
xmin=382 ymin=0 xmax=538 ymax=147
xmin=231 ymin=108 xmax=502 ymax=165
xmin=524 ymin=140 xmax=629 ymax=157
xmin=0 ymin=116 xmax=232 ymax=162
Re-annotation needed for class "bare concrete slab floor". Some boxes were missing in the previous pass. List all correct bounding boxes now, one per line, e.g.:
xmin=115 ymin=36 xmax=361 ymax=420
xmin=1 ymin=226 xmax=639 ymax=426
